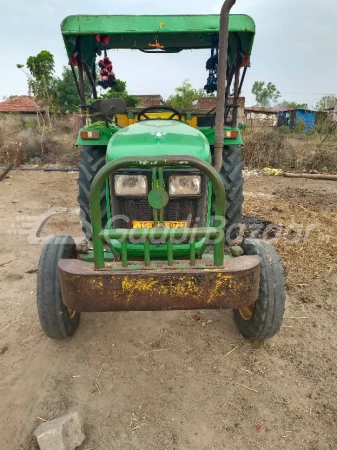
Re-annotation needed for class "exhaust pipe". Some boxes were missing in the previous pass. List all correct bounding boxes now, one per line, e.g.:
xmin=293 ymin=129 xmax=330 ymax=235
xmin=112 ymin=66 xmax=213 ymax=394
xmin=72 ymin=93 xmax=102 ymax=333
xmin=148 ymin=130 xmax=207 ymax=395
xmin=214 ymin=0 xmax=236 ymax=172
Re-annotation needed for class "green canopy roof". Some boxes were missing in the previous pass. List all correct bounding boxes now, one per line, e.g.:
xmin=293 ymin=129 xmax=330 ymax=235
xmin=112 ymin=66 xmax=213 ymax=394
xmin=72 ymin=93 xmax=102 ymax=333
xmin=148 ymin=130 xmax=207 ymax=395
xmin=61 ymin=14 xmax=255 ymax=66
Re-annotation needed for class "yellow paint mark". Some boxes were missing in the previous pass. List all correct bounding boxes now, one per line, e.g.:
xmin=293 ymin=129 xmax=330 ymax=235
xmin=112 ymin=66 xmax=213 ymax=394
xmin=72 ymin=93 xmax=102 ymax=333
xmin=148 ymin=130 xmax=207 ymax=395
xmin=88 ymin=278 xmax=105 ymax=291
xmin=159 ymin=22 xmax=166 ymax=28
xmin=121 ymin=274 xmax=237 ymax=305
xmin=208 ymin=273 xmax=236 ymax=304
xmin=85 ymin=272 xmax=244 ymax=306
xmin=121 ymin=275 xmax=202 ymax=305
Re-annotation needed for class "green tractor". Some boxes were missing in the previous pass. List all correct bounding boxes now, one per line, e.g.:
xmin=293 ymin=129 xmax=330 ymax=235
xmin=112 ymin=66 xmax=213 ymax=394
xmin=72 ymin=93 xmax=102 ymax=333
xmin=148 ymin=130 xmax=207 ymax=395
xmin=37 ymin=1 xmax=286 ymax=340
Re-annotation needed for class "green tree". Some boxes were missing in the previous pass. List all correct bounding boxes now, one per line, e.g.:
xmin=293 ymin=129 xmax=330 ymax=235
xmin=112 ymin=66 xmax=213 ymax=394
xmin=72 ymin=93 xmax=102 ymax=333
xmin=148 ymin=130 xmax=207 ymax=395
xmin=278 ymin=100 xmax=308 ymax=109
xmin=252 ymin=81 xmax=281 ymax=108
xmin=316 ymin=95 xmax=337 ymax=111
xmin=166 ymin=79 xmax=205 ymax=110
xmin=54 ymin=66 xmax=92 ymax=113
xmin=100 ymin=79 xmax=140 ymax=107
xmin=17 ymin=51 xmax=56 ymax=125
xmin=26 ymin=50 xmax=55 ymax=103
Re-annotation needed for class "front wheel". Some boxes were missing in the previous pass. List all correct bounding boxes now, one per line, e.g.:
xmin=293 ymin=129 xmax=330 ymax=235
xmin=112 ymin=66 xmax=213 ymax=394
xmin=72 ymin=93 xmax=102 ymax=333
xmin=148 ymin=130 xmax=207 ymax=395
xmin=78 ymin=146 xmax=108 ymax=240
xmin=233 ymin=239 xmax=286 ymax=340
xmin=37 ymin=236 xmax=80 ymax=339
xmin=217 ymin=145 xmax=244 ymax=245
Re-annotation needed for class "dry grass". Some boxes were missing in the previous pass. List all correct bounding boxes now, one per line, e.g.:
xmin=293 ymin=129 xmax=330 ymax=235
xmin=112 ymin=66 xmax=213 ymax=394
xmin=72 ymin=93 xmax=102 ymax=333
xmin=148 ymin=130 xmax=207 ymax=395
xmin=0 ymin=114 xmax=81 ymax=166
xmin=243 ymin=190 xmax=337 ymax=291
xmin=1 ymin=115 xmax=336 ymax=174
xmin=242 ymin=130 xmax=337 ymax=173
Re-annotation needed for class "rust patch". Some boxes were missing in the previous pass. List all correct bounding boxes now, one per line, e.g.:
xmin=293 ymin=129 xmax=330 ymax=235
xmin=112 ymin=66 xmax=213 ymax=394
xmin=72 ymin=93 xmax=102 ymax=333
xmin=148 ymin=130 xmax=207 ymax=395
xmin=58 ymin=256 xmax=260 ymax=312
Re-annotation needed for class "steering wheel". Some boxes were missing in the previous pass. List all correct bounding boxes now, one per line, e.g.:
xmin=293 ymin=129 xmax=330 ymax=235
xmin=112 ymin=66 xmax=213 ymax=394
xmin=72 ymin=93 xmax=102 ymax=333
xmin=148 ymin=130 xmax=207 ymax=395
xmin=137 ymin=105 xmax=182 ymax=121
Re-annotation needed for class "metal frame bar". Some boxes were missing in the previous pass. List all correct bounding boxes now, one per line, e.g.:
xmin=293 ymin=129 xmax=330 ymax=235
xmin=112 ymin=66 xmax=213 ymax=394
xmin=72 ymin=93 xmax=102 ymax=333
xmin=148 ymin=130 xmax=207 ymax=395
xmin=77 ymin=38 xmax=86 ymax=106
xmin=151 ymin=167 xmax=166 ymax=225
xmin=89 ymin=155 xmax=226 ymax=270
xmin=69 ymin=62 xmax=82 ymax=100
xmin=214 ymin=0 xmax=236 ymax=171
xmin=231 ymin=34 xmax=242 ymax=128
xmin=83 ymin=61 xmax=98 ymax=99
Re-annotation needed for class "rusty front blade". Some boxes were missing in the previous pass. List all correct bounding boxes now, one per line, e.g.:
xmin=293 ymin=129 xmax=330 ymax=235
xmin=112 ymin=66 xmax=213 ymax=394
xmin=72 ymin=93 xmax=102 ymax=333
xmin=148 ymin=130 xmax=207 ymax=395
xmin=58 ymin=256 xmax=260 ymax=312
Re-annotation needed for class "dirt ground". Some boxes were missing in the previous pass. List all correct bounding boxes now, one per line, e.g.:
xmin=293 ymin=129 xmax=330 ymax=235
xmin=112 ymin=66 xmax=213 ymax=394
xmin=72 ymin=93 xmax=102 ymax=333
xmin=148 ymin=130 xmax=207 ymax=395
xmin=0 ymin=170 xmax=336 ymax=450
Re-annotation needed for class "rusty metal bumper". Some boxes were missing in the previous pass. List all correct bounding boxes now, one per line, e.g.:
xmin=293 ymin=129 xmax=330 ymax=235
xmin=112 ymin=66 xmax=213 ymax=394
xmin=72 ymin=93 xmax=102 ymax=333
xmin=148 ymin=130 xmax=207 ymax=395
xmin=58 ymin=256 xmax=260 ymax=312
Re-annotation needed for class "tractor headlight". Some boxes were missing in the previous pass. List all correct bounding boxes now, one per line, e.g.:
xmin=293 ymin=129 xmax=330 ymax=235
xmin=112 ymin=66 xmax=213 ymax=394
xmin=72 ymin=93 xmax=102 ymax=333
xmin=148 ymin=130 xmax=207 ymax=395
xmin=169 ymin=175 xmax=202 ymax=196
xmin=114 ymin=175 xmax=148 ymax=196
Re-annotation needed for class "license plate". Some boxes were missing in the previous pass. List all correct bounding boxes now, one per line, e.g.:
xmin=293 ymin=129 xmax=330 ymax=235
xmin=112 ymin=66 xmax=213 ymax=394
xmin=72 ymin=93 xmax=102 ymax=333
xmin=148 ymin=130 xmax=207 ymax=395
xmin=132 ymin=221 xmax=187 ymax=229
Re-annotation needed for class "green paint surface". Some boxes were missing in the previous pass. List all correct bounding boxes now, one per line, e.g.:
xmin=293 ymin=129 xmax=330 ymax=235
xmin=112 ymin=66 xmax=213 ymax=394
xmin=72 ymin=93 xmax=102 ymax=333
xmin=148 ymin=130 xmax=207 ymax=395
xmin=148 ymin=188 xmax=169 ymax=209
xmin=75 ymin=125 xmax=243 ymax=148
xmin=199 ymin=127 xmax=243 ymax=146
xmin=106 ymin=120 xmax=211 ymax=163
xmin=76 ymin=127 xmax=117 ymax=147
xmin=61 ymin=15 xmax=255 ymax=63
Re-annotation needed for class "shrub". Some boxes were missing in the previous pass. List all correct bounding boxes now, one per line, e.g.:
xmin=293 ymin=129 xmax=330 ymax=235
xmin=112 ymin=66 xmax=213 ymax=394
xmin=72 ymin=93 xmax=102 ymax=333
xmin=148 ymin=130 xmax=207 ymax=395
xmin=293 ymin=119 xmax=305 ymax=134
xmin=242 ymin=130 xmax=337 ymax=173
xmin=0 ymin=114 xmax=80 ymax=166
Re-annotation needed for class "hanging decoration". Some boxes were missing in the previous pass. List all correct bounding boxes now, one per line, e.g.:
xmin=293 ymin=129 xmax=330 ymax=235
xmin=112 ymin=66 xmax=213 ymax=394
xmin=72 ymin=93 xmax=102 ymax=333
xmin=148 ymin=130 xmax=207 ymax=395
xmin=204 ymin=34 xmax=219 ymax=94
xmin=95 ymin=35 xmax=116 ymax=89
xmin=148 ymin=35 xmax=164 ymax=50
xmin=71 ymin=53 xmax=78 ymax=67
xmin=98 ymin=51 xmax=116 ymax=89
xmin=240 ymin=53 xmax=250 ymax=68
xmin=96 ymin=34 xmax=109 ymax=46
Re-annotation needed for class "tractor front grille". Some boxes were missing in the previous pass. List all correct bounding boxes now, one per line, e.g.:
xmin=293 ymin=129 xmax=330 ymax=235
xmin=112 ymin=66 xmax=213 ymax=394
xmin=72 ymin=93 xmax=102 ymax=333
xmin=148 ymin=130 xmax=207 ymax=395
xmin=110 ymin=171 xmax=208 ymax=229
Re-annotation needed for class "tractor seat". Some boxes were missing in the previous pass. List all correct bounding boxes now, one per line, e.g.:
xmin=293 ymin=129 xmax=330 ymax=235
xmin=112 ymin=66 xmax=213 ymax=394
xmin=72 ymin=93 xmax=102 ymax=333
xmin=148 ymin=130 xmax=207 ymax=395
xmin=88 ymin=98 xmax=127 ymax=123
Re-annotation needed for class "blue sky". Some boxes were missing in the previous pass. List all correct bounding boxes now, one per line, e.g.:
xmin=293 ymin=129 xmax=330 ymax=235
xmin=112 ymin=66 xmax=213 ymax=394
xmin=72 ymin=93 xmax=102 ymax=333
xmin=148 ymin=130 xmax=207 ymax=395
xmin=0 ymin=0 xmax=336 ymax=107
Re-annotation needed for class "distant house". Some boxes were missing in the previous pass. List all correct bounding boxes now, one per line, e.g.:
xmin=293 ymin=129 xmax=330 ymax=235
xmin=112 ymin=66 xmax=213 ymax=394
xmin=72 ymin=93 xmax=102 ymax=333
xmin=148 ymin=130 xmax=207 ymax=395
xmin=133 ymin=94 xmax=246 ymax=127
xmin=244 ymin=106 xmax=288 ymax=130
xmin=196 ymin=97 xmax=217 ymax=110
xmin=278 ymin=109 xmax=327 ymax=133
xmin=196 ymin=96 xmax=245 ymax=126
xmin=0 ymin=96 xmax=46 ymax=117
xmin=135 ymin=95 xmax=164 ymax=108
xmin=327 ymin=99 xmax=337 ymax=122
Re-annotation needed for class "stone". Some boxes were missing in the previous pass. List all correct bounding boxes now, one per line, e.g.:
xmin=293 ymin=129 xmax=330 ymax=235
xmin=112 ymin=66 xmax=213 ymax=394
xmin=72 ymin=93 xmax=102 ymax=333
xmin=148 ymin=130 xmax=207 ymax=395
xmin=34 ymin=412 xmax=85 ymax=450
xmin=231 ymin=246 xmax=244 ymax=257
xmin=0 ymin=345 xmax=9 ymax=355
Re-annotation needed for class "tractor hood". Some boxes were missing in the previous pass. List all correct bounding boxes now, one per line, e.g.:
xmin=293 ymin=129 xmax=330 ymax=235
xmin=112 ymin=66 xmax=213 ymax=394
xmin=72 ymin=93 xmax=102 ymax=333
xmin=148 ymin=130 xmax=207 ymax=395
xmin=106 ymin=120 xmax=211 ymax=164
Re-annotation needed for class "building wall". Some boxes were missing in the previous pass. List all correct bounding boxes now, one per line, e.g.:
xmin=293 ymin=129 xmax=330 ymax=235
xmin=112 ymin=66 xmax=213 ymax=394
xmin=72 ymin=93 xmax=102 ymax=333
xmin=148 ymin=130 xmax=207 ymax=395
xmin=136 ymin=95 xmax=164 ymax=107
xmin=197 ymin=97 xmax=216 ymax=110
xmin=333 ymin=100 xmax=337 ymax=122
xmin=244 ymin=111 xmax=278 ymax=130
xmin=196 ymin=97 xmax=245 ymax=125
xmin=295 ymin=110 xmax=315 ymax=132
xmin=227 ymin=97 xmax=245 ymax=125
xmin=279 ymin=109 xmax=319 ymax=133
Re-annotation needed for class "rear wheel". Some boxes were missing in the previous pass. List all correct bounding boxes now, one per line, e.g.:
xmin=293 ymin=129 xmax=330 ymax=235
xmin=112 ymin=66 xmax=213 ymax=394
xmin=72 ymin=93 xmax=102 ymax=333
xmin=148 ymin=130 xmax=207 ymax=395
xmin=220 ymin=145 xmax=244 ymax=245
xmin=78 ymin=146 xmax=108 ymax=240
xmin=37 ymin=236 xmax=80 ymax=339
xmin=233 ymin=239 xmax=286 ymax=340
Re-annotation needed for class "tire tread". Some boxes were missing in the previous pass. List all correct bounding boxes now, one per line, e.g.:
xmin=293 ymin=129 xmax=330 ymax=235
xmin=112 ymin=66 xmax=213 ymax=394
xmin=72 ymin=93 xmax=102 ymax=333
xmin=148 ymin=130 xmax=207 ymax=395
xmin=78 ymin=146 xmax=107 ymax=240
xmin=234 ymin=239 xmax=286 ymax=340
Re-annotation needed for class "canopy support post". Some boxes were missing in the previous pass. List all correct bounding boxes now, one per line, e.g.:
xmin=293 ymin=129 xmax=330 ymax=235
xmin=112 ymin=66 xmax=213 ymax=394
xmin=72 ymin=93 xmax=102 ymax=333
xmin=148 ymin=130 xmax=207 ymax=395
xmin=77 ymin=38 xmax=87 ymax=125
xmin=214 ymin=0 xmax=236 ymax=172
